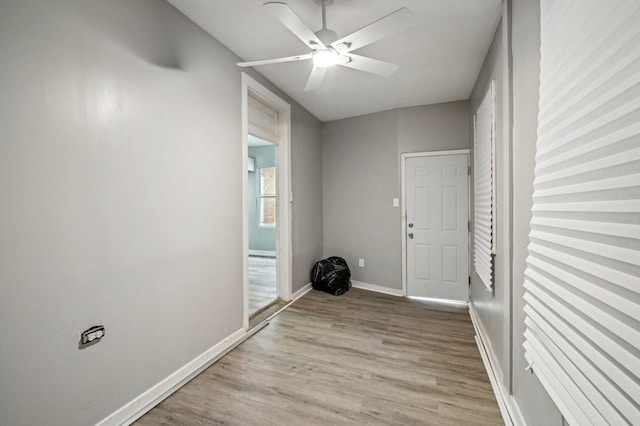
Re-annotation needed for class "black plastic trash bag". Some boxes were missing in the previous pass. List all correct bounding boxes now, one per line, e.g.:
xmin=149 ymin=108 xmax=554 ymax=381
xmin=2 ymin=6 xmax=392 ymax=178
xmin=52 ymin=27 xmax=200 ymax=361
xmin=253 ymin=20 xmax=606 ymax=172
xmin=311 ymin=256 xmax=351 ymax=296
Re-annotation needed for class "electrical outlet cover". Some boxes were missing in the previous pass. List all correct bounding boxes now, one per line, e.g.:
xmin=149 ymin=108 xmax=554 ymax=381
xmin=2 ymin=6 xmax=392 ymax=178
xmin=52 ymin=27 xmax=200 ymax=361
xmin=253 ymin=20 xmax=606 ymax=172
xmin=80 ymin=325 xmax=105 ymax=345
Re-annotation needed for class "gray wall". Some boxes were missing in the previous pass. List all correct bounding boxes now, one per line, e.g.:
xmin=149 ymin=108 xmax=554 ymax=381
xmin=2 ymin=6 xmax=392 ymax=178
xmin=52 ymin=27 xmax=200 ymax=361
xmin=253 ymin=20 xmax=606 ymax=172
xmin=248 ymin=145 xmax=276 ymax=253
xmin=398 ymin=102 xmax=472 ymax=154
xmin=469 ymin=1 xmax=563 ymax=424
xmin=291 ymin=104 xmax=324 ymax=289
xmin=322 ymin=101 xmax=470 ymax=289
xmin=322 ymin=110 xmax=400 ymax=287
xmin=468 ymin=14 xmax=511 ymax=389
xmin=511 ymin=0 xmax=562 ymax=423
xmin=0 ymin=1 xmax=322 ymax=425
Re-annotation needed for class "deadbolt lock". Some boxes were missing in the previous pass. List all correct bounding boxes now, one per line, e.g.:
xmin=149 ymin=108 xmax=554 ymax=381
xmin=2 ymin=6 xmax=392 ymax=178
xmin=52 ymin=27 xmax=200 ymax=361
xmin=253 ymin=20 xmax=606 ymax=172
xmin=408 ymin=223 xmax=414 ymax=228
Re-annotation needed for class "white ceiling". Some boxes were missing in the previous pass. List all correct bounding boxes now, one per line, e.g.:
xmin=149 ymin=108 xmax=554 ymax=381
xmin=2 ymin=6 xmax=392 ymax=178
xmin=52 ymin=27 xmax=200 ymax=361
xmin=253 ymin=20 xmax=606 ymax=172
xmin=167 ymin=0 xmax=502 ymax=122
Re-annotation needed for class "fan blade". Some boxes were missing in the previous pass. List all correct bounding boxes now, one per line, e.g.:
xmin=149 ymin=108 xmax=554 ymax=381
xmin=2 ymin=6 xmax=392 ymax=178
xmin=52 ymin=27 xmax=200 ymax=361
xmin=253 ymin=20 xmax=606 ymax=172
xmin=331 ymin=8 xmax=414 ymax=53
xmin=339 ymin=54 xmax=398 ymax=77
xmin=264 ymin=2 xmax=325 ymax=50
xmin=237 ymin=53 xmax=312 ymax=67
xmin=304 ymin=66 xmax=327 ymax=91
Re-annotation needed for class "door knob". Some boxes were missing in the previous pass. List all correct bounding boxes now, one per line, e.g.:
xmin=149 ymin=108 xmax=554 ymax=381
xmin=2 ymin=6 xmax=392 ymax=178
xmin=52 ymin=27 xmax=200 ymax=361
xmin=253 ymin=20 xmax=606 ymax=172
xmin=408 ymin=223 xmax=414 ymax=228
xmin=408 ymin=232 xmax=414 ymax=239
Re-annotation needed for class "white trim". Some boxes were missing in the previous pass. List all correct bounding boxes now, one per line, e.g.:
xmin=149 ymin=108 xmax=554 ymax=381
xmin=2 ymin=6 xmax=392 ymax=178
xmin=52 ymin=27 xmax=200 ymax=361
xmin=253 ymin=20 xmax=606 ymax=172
xmin=351 ymin=280 xmax=404 ymax=297
xmin=400 ymin=154 xmax=409 ymax=296
xmin=469 ymin=302 xmax=505 ymax=391
xmin=509 ymin=395 xmax=527 ymax=426
xmin=400 ymin=150 xmax=471 ymax=298
xmin=401 ymin=149 xmax=470 ymax=159
xmin=248 ymin=250 xmax=276 ymax=257
xmin=467 ymin=138 xmax=472 ymax=302
xmin=474 ymin=334 xmax=514 ymax=426
xmin=407 ymin=296 xmax=468 ymax=306
xmin=241 ymin=76 xmax=250 ymax=331
xmin=401 ymin=155 xmax=407 ymax=296
xmin=96 ymin=328 xmax=245 ymax=426
xmin=469 ymin=302 xmax=526 ymax=426
xmin=241 ymin=73 xmax=293 ymax=332
xmin=98 ymin=278 xmax=310 ymax=426
xmin=292 ymin=282 xmax=313 ymax=300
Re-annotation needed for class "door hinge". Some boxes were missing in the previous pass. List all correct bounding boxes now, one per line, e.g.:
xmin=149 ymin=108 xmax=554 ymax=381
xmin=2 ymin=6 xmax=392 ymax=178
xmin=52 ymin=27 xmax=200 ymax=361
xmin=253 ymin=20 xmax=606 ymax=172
xmin=469 ymin=276 xmax=471 ymax=285
xmin=467 ymin=166 xmax=471 ymax=175
xmin=468 ymin=221 xmax=471 ymax=231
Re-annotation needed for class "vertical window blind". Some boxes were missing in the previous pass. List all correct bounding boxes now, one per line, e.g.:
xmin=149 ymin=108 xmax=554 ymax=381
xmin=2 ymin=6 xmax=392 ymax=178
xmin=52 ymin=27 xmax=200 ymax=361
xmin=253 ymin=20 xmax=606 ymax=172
xmin=474 ymin=81 xmax=495 ymax=291
xmin=523 ymin=1 xmax=640 ymax=425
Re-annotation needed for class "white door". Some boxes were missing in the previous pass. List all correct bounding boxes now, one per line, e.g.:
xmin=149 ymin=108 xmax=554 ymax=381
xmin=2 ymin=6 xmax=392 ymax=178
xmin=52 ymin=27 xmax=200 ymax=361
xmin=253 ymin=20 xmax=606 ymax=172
xmin=405 ymin=154 xmax=469 ymax=301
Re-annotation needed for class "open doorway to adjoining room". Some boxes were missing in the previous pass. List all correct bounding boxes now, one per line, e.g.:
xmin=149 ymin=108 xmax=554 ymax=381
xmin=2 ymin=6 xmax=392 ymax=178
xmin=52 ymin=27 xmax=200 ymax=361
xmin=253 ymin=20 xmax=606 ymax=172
xmin=247 ymin=136 xmax=278 ymax=317
xmin=242 ymin=73 xmax=293 ymax=330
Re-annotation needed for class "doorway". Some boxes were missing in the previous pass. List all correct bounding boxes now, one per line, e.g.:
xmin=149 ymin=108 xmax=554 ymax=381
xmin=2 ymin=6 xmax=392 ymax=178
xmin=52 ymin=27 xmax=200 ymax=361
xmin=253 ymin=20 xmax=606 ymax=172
xmin=242 ymin=73 xmax=292 ymax=330
xmin=247 ymin=136 xmax=278 ymax=316
xmin=401 ymin=150 xmax=470 ymax=302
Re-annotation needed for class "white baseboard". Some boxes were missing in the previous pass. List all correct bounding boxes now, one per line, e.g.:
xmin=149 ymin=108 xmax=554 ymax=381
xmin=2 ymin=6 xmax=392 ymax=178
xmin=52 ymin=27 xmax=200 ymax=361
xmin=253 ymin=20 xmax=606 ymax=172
xmin=469 ymin=303 xmax=504 ymax=381
xmin=97 ymin=327 xmax=245 ymax=426
xmin=469 ymin=302 xmax=526 ymax=426
xmin=292 ymin=282 xmax=312 ymax=300
xmin=248 ymin=250 xmax=276 ymax=257
xmin=509 ymin=394 xmax=527 ymax=426
xmin=351 ymin=280 xmax=404 ymax=297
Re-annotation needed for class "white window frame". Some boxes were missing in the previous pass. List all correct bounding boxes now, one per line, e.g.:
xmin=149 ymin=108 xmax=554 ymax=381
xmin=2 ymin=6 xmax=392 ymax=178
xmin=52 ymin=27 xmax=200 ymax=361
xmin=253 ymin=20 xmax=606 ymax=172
xmin=258 ymin=166 xmax=276 ymax=228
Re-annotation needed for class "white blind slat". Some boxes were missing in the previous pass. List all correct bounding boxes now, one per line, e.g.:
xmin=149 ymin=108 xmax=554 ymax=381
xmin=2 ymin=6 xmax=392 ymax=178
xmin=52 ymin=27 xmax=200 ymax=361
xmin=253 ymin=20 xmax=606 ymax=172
xmin=524 ymin=1 xmax=640 ymax=424
xmin=531 ymin=216 xmax=640 ymax=239
xmin=529 ymin=229 xmax=640 ymax=267
xmin=524 ymin=328 xmax=622 ymax=425
xmin=523 ymin=336 xmax=593 ymax=426
xmin=531 ymin=199 xmax=640 ymax=213
xmin=535 ymin=147 xmax=640 ymax=185
xmin=540 ymin=7 xmax=640 ymax=121
xmin=524 ymin=298 xmax=640 ymax=415
xmin=533 ymin=174 xmax=640 ymax=197
xmin=525 ymin=271 xmax=640 ymax=352
xmin=528 ymin=242 xmax=638 ymax=295
xmin=526 ymin=254 xmax=638 ymax=320
xmin=535 ymin=122 xmax=640 ymax=170
xmin=474 ymin=81 xmax=495 ymax=290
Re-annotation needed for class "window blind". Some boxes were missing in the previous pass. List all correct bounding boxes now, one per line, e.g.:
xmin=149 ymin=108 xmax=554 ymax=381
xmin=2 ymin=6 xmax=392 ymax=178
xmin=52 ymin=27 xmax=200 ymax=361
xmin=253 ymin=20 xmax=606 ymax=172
xmin=474 ymin=81 xmax=495 ymax=291
xmin=248 ymin=91 xmax=278 ymax=143
xmin=523 ymin=1 xmax=640 ymax=425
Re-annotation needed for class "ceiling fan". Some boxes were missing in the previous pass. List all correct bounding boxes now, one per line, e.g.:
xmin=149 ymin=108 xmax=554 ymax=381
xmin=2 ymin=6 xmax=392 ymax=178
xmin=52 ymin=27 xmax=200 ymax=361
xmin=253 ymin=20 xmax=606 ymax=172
xmin=237 ymin=0 xmax=414 ymax=91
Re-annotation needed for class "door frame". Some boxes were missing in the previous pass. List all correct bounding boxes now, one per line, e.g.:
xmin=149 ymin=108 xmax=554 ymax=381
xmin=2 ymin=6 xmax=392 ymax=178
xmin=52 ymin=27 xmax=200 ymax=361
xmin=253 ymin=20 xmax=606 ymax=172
xmin=400 ymin=149 xmax=471 ymax=298
xmin=241 ymin=73 xmax=293 ymax=330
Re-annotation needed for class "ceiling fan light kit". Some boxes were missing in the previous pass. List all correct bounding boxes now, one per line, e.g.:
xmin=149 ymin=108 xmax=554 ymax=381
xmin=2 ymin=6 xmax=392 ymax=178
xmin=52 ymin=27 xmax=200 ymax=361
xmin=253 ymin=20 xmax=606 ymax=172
xmin=236 ymin=0 xmax=414 ymax=91
xmin=312 ymin=48 xmax=339 ymax=68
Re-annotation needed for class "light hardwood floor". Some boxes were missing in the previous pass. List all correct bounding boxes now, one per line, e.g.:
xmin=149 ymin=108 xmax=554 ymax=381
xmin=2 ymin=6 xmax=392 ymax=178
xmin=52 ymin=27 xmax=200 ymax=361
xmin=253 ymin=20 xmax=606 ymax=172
xmin=136 ymin=288 xmax=503 ymax=425
xmin=248 ymin=256 xmax=277 ymax=316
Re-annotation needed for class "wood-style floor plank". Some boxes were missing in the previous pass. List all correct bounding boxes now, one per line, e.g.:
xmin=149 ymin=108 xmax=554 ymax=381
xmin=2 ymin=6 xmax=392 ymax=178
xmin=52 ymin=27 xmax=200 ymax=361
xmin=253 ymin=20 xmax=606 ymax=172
xmin=136 ymin=288 xmax=503 ymax=425
xmin=248 ymin=256 xmax=277 ymax=316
